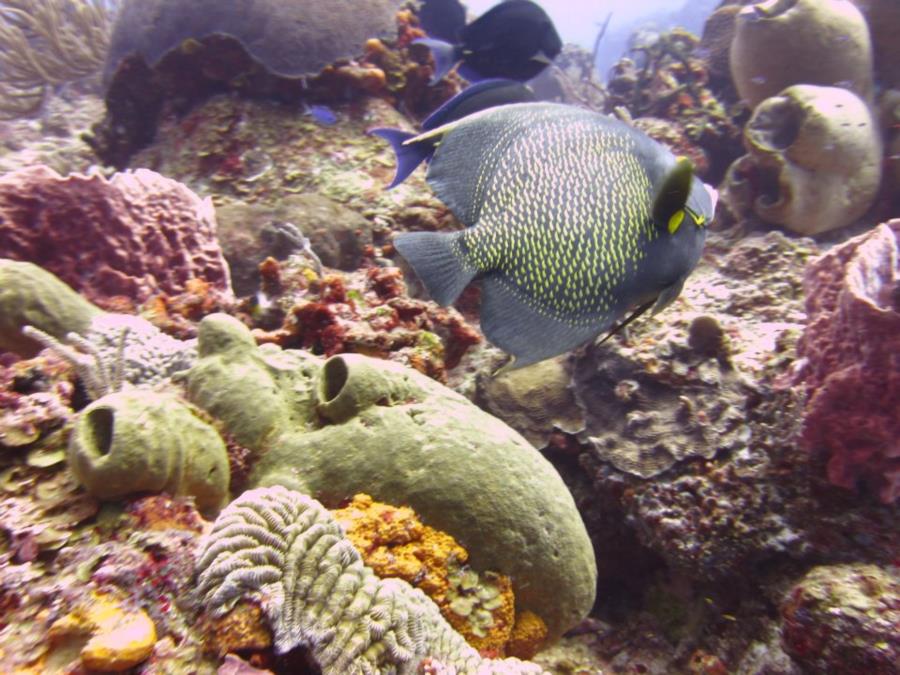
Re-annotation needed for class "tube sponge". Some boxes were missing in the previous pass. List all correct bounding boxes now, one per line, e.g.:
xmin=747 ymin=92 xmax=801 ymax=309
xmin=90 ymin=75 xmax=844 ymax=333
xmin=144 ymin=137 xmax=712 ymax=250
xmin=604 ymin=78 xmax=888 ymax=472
xmin=195 ymin=486 xmax=547 ymax=674
xmin=0 ymin=258 xmax=101 ymax=357
xmin=68 ymin=390 xmax=229 ymax=515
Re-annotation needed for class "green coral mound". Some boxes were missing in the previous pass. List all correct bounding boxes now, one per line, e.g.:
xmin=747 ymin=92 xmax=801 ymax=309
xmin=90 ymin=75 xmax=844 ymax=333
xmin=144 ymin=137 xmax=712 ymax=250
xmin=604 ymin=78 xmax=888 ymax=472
xmin=184 ymin=314 xmax=597 ymax=641
xmin=0 ymin=258 xmax=101 ymax=356
xmin=69 ymin=390 xmax=230 ymax=515
xmin=195 ymin=486 xmax=547 ymax=674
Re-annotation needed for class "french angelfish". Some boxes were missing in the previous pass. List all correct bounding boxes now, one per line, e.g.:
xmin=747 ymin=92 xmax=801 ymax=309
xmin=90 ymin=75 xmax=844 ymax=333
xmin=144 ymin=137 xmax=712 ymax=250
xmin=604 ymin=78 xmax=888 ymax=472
xmin=416 ymin=0 xmax=562 ymax=84
xmin=382 ymin=102 xmax=717 ymax=370
xmin=368 ymin=78 xmax=536 ymax=188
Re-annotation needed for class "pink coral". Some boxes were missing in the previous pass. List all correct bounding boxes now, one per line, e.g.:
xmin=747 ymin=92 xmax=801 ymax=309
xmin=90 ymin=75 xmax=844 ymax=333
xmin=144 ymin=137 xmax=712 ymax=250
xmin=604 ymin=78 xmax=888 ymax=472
xmin=0 ymin=165 xmax=232 ymax=311
xmin=795 ymin=220 xmax=900 ymax=503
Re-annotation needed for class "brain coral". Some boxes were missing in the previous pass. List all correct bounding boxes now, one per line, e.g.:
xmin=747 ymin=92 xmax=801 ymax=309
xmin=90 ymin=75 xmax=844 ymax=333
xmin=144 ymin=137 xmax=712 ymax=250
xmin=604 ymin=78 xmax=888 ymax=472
xmin=0 ymin=165 xmax=232 ymax=311
xmin=195 ymin=486 xmax=546 ymax=674
xmin=105 ymin=0 xmax=404 ymax=83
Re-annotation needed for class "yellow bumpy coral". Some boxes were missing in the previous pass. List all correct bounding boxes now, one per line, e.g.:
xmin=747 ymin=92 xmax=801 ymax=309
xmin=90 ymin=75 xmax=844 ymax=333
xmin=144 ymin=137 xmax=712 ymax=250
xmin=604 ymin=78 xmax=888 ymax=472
xmin=48 ymin=592 xmax=156 ymax=672
xmin=334 ymin=493 xmax=520 ymax=654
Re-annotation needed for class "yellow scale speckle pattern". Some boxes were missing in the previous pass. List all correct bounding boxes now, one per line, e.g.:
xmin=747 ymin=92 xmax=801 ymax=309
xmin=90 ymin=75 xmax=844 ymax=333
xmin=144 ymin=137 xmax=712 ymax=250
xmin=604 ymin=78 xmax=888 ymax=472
xmin=458 ymin=109 xmax=658 ymax=326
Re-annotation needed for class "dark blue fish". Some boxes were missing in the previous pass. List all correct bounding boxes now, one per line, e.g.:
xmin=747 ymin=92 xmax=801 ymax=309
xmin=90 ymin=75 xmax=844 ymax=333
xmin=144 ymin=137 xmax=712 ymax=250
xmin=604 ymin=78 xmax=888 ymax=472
xmin=416 ymin=0 xmax=562 ymax=84
xmin=304 ymin=104 xmax=338 ymax=125
xmin=418 ymin=0 xmax=467 ymax=43
xmin=369 ymin=78 xmax=536 ymax=188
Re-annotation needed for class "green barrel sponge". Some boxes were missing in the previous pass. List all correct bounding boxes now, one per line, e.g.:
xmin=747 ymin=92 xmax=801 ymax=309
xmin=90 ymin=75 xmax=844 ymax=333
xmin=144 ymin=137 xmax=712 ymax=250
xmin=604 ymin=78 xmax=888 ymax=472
xmin=184 ymin=313 xmax=321 ymax=450
xmin=196 ymin=486 xmax=547 ymax=674
xmin=183 ymin=315 xmax=597 ymax=642
xmin=0 ymin=259 xmax=102 ymax=356
xmin=68 ymin=390 xmax=229 ymax=515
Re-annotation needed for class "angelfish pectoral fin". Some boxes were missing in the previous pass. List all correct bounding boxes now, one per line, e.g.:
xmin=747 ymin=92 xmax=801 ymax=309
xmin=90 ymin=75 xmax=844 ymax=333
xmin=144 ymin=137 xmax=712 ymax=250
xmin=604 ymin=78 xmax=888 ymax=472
xmin=653 ymin=156 xmax=695 ymax=233
xmin=595 ymin=297 xmax=657 ymax=347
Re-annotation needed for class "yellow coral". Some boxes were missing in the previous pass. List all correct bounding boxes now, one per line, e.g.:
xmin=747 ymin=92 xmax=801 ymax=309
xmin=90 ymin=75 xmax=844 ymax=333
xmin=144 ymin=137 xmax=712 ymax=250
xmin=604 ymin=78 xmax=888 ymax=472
xmin=445 ymin=564 xmax=516 ymax=655
xmin=206 ymin=600 xmax=273 ymax=656
xmin=507 ymin=611 xmax=549 ymax=660
xmin=333 ymin=494 xmax=518 ymax=654
xmin=48 ymin=592 xmax=156 ymax=671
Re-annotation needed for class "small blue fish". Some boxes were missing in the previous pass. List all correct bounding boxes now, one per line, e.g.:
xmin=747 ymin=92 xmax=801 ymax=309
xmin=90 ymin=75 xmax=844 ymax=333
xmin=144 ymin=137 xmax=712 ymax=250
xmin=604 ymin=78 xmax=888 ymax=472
xmin=303 ymin=104 xmax=338 ymax=126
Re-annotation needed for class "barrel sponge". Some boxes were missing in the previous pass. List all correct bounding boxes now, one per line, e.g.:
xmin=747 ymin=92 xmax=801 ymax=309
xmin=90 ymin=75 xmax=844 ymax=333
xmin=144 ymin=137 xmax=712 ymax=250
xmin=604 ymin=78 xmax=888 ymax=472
xmin=730 ymin=0 xmax=873 ymax=109
xmin=0 ymin=259 xmax=101 ymax=357
xmin=68 ymin=390 xmax=229 ymax=515
xmin=194 ymin=486 xmax=547 ymax=674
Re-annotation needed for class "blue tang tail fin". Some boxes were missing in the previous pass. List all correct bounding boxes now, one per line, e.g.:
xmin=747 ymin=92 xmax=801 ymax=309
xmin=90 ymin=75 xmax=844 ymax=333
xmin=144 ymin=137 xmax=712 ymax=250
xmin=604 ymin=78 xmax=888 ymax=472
xmin=368 ymin=128 xmax=432 ymax=188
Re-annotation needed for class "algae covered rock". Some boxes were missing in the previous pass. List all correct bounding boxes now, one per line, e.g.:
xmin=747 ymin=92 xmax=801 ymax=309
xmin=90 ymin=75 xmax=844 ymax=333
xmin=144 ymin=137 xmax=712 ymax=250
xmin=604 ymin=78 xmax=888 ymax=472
xmin=69 ymin=390 xmax=229 ymax=515
xmin=0 ymin=259 xmax=102 ymax=357
xmin=184 ymin=314 xmax=597 ymax=641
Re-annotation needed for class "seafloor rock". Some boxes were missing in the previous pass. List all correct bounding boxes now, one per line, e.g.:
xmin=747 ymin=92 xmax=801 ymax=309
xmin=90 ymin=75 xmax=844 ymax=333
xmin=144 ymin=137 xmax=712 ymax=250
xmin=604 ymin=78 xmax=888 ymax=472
xmin=794 ymin=220 xmax=900 ymax=503
xmin=68 ymin=390 xmax=230 ymax=515
xmin=780 ymin=563 xmax=899 ymax=674
xmin=0 ymin=259 xmax=102 ymax=357
xmin=47 ymin=592 xmax=157 ymax=672
xmin=215 ymin=194 xmax=375 ymax=296
xmin=725 ymin=85 xmax=882 ymax=235
xmin=574 ymin=230 xmax=819 ymax=579
xmin=0 ymin=166 xmax=232 ymax=311
xmin=183 ymin=313 xmax=597 ymax=641
xmin=730 ymin=0 xmax=873 ymax=109
xmin=475 ymin=356 xmax=584 ymax=450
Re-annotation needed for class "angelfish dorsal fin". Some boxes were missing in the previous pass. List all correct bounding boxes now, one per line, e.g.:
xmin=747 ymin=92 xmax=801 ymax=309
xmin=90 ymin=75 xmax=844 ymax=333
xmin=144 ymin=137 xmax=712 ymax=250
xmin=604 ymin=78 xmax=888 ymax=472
xmin=652 ymin=156 xmax=694 ymax=234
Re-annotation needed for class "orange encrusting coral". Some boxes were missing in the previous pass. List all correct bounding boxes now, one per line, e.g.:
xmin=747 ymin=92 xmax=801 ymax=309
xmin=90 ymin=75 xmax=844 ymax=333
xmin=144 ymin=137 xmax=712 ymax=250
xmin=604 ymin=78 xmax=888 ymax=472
xmin=332 ymin=494 xmax=520 ymax=654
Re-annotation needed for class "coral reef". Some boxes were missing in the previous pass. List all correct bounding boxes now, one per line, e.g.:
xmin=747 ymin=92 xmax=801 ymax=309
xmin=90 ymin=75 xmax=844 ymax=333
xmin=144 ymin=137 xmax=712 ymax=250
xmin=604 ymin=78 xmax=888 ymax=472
xmin=334 ymin=493 xmax=519 ymax=655
xmin=0 ymin=259 xmax=101 ymax=357
xmin=250 ymin=258 xmax=481 ymax=381
xmin=89 ymin=0 xmax=407 ymax=165
xmin=725 ymin=84 xmax=882 ymax=235
xmin=31 ymin=312 xmax=199 ymax=396
xmin=0 ymin=0 xmax=112 ymax=119
xmin=730 ymin=0 xmax=873 ymax=109
xmin=603 ymin=28 xmax=743 ymax=181
xmin=573 ymin=330 xmax=754 ymax=480
xmin=0 ymin=352 xmax=73 ymax=450
xmin=68 ymin=390 xmax=230 ymax=515
xmin=195 ymin=486 xmax=547 ymax=674
xmin=794 ymin=220 xmax=900 ymax=503
xmin=0 ymin=165 xmax=233 ymax=311
xmin=780 ymin=563 xmax=899 ymax=674
xmin=474 ymin=357 xmax=583 ymax=450
xmin=183 ymin=314 xmax=596 ymax=640
xmin=215 ymin=195 xmax=376 ymax=296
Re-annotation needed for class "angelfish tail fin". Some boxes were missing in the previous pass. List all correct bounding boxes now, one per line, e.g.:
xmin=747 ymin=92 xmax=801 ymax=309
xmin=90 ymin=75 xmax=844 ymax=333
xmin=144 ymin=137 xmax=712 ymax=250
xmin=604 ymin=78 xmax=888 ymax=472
xmin=368 ymin=128 xmax=432 ymax=188
xmin=393 ymin=230 xmax=476 ymax=306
